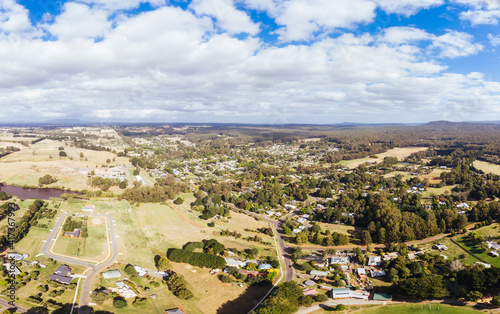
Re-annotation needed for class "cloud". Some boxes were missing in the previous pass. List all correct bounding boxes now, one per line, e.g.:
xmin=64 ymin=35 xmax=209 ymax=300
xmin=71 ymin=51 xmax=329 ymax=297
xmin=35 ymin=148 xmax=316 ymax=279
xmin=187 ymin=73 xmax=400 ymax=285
xmin=0 ymin=0 xmax=32 ymax=34
xmin=374 ymin=0 xmax=444 ymax=16
xmin=0 ymin=2 xmax=497 ymax=124
xmin=77 ymin=0 xmax=166 ymax=11
xmin=44 ymin=3 xmax=111 ymax=40
xmin=488 ymin=33 xmax=500 ymax=46
xmin=272 ymin=0 xmax=377 ymax=42
xmin=189 ymin=0 xmax=260 ymax=35
xmin=429 ymin=30 xmax=483 ymax=58
xmin=454 ymin=0 xmax=500 ymax=25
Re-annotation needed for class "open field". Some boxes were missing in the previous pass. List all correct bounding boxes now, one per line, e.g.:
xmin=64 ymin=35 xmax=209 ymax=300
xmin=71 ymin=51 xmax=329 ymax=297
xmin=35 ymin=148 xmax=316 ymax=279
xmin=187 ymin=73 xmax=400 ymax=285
xmin=452 ymin=224 xmax=500 ymax=268
xmin=418 ymin=237 xmax=479 ymax=266
xmin=337 ymin=147 xmax=428 ymax=169
xmin=0 ymin=139 xmax=129 ymax=192
xmin=473 ymin=160 xmax=500 ymax=176
xmin=423 ymin=185 xmax=456 ymax=197
xmin=52 ymin=218 xmax=109 ymax=262
xmin=420 ymin=168 xmax=449 ymax=184
xmin=343 ymin=303 xmax=485 ymax=314
xmin=319 ymin=222 xmax=357 ymax=238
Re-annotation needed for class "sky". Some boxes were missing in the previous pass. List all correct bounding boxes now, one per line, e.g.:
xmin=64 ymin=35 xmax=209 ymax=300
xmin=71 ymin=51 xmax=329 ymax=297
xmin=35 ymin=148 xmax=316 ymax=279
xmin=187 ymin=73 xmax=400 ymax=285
xmin=1 ymin=0 xmax=500 ymax=124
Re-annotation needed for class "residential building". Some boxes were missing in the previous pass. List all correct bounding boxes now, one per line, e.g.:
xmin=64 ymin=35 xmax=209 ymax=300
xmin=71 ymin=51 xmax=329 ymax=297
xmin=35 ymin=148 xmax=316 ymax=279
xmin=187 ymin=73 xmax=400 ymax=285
xmin=64 ymin=228 xmax=81 ymax=238
xmin=103 ymin=269 xmax=122 ymax=279
xmin=82 ymin=204 xmax=95 ymax=212
xmin=367 ymin=256 xmax=382 ymax=266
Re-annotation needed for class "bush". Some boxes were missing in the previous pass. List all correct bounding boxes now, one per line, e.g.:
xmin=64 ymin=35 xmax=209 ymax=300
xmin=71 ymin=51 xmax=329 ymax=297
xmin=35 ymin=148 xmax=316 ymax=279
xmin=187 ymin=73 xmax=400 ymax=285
xmin=174 ymin=197 xmax=184 ymax=204
xmin=208 ymin=222 xmax=215 ymax=227
xmin=124 ymin=264 xmax=137 ymax=276
xmin=219 ymin=275 xmax=232 ymax=283
xmin=38 ymin=175 xmax=57 ymax=185
xmin=59 ymin=151 xmax=67 ymax=157
xmin=335 ymin=304 xmax=346 ymax=311
xmin=491 ymin=296 xmax=500 ymax=307
xmin=314 ymin=294 xmax=329 ymax=302
xmin=113 ymin=297 xmax=127 ymax=308
xmin=132 ymin=297 xmax=148 ymax=307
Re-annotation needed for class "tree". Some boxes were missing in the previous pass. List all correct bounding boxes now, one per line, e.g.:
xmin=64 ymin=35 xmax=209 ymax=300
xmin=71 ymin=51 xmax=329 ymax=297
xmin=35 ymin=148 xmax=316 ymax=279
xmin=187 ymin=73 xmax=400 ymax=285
xmin=156 ymin=257 xmax=171 ymax=271
xmin=491 ymin=296 xmax=500 ymax=307
xmin=113 ymin=297 xmax=127 ymax=309
xmin=361 ymin=230 xmax=372 ymax=246
xmin=465 ymin=290 xmax=483 ymax=302
xmin=335 ymin=304 xmax=346 ymax=311
xmin=59 ymin=151 xmax=67 ymax=157
xmin=133 ymin=168 xmax=140 ymax=176
xmin=124 ymin=264 xmax=136 ymax=276
xmin=119 ymin=181 xmax=127 ymax=189
xmin=174 ymin=197 xmax=184 ymax=205
xmin=292 ymin=247 xmax=303 ymax=262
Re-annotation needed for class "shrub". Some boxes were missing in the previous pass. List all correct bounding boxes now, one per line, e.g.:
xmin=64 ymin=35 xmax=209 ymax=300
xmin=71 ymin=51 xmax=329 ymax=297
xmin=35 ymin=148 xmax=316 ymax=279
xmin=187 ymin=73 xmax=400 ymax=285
xmin=59 ymin=151 xmax=67 ymax=157
xmin=113 ymin=297 xmax=127 ymax=308
xmin=174 ymin=197 xmax=184 ymax=205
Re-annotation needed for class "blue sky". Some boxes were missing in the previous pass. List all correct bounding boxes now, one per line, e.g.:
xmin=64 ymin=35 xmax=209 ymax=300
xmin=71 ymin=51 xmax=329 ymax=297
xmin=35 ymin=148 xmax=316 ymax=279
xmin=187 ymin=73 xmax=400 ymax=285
xmin=0 ymin=0 xmax=500 ymax=124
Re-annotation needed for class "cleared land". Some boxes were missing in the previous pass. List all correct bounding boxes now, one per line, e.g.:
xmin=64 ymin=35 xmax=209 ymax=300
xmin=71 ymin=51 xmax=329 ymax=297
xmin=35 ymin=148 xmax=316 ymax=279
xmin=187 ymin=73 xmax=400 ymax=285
xmin=0 ymin=139 xmax=129 ymax=192
xmin=419 ymin=237 xmax=479 ymax=266
xmin=473 ymin=160 xmax=500 ymax=176
xmin=337 ymin=147 xmax=428 ymax=169
xmin=51 ymin=218 xmax=109 ymax=262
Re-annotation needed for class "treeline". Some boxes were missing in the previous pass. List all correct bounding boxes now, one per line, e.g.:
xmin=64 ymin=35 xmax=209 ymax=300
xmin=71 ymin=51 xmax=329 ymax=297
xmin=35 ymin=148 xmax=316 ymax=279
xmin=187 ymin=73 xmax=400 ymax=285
xmin=254 ymin=281 xmax=324 ymax=313
xmin=165 ymin=272 xmax=193 ymax=299
xmin=167 ymin=249 xmax=226 ymax=269
xmin=9 ymin=200 xmax=47 ymax=244
xmin=120 ymin=176 xmax=185 ymax=203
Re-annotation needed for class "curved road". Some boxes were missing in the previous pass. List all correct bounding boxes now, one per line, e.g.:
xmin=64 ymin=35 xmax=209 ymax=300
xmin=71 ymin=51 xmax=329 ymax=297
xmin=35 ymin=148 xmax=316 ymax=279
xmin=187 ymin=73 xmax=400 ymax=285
xmin=41 ymin=213 xmax=119 ymax=314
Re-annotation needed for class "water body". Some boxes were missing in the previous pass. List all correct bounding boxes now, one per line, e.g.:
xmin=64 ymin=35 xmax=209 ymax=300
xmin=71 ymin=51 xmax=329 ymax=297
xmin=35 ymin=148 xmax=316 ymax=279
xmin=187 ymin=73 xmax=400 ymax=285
xmin=0 ymin=185 xmax=82 ymax=200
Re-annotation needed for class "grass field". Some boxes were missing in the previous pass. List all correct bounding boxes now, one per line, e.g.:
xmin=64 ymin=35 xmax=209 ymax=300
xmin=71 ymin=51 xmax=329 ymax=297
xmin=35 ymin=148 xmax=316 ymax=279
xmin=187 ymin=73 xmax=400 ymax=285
xmin=452 ymin=224 xmax=500 ymax=268
xmin=422 ymin=185 xmax=456 ymax=197
xmin=319 ymin=222 xmax=357 ymax=238
xmin=473 ymin=160 xmax=500 ymax=176
xmin=337 ymin=147 xmax=428 ymax=169
xmin=343 ymin=303 xmax=485 ymax=314
xmin=417 ymin=237 xmax=479 ymax=266
xmin=420 ymin=168 xmax=449 ymax=184
xmin=52 ymin=217 xmax=109 ymax=262
xmin=0 ymin=138 xmax=129 ymax=192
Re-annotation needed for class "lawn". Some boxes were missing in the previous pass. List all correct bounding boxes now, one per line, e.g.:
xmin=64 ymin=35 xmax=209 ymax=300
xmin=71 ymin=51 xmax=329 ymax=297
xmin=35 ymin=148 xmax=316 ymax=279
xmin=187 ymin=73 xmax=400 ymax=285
xmin=453 ymin=224 xmax=500 ymax=268
xmin=473 ymin=160 xmax=500 ymax=176
xmin=418 ymin=237 xmax=479 ymax=266
xmin=422 ymin=185 xmax=456 ymax=197
xmin=51 ymin=217 xmax=109 ymax=262
xmin=319 ymin=222 xmax=357 ymax=238
xmin=344 ymin=303 xmax=484 ymax=314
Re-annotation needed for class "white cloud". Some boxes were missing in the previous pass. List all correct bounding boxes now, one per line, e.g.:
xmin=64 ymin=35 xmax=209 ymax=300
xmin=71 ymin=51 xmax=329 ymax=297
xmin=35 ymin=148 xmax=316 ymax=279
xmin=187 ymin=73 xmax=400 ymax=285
xmin=0 ymin=2 xmax=497 ymax=123
xmin=0 ymin=0 xmax=32 ymax=34
xmin=273 ymin=0 xmax=376 ymax=42
xmin=374 ymin=0 xmax=444 ymax=16
xmin=378 ymin=27 xmax=431 ymax=44
xmin=460 ymin=9 xmax=500 ymax=25
xmin=429 ymin=30 xmax=483 ymax=58
xmin=189 ymin=0 xmax=260 ymax=35
xmin=77 ymin=0 xmax=166 ymax=11
xmin=488 ymin=33 xmax=500 ymax=46
xmin=44 ymin=3 xmax=111 ymax=40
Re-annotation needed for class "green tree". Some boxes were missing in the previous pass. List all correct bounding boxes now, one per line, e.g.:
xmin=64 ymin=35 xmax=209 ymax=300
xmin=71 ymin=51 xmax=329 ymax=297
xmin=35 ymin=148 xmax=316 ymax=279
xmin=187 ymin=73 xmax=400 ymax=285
xmin=491 ymin=296 xmax=500 ymax=307
xmin=59 ymin=151 xmax=67 ymax=157
xmin=113 ymin=297 xmax=127 ymax=308
xmin=174 ymin=197 xmax=184 ymax=205
xmin=157 ymin=257 xmax=171 ymax=271
xmin=124 ymin=264 xmax=136 ymax=276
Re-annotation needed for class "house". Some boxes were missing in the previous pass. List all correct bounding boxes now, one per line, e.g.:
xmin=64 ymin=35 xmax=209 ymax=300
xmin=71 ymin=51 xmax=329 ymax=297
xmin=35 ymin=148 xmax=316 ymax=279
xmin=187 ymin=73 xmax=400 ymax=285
xmin=82 ymin=204 xmax=95 ymax=212
xmin=103 ymin=269 xmax=122 ymax=279
xmin=64 ymin=228 xmax=81 ymax=238
xmin=490 ymin=252 xmax=499 ymax=258
xmin=367 ymin=256 xmax=382 ymax=266
xmin=383 ymin=252 xmax=400 ymax=261
xmin=165 ymin=308 xmax=185 ymax=314
xmin=115 ymin=281 xmax=137 ymax=299
xmin=487 ymin=241 xmax=500 ymax=251
xmin=331 ymin=288 xmax=370 ymax=300
xmin=310 ymin=270 xmax=329 ymax=277
xmin=292 ymin=229 xmax=302 ymax=234
xmin=258 ymin=264 xmax=272 ymax=270
xmin=224 ymin=258 xmax=244 ymax=268
xmin=303 ymin=288 xmax=318 ymax=296
xmin=50 ymin=265 xmax=73 ymax=284
xmin=433 ymin=243 xmax=448 ymax=251
xmin=356 ymin=268 xmax=366 ymax=275
xmin=370 ymin=270 xmax=386 ymax=277
xmin=133 ymin=265 xmax=148 ymax=277
xmin=297 ymin=217 xmax=307 ymax=224
xmin=474 ymin=262 xmax=492 ymax=268
xmin=329 ymin=256 xmax=349 ymax=265
xmin=456 ymin=203 xmax=469 ymax=209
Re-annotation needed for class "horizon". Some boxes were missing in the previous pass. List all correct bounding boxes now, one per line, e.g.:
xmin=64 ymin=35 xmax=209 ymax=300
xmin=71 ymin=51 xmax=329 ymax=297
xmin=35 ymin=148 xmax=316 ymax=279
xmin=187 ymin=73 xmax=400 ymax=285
xmin=1 ymin=1 xmax=500 ymax=123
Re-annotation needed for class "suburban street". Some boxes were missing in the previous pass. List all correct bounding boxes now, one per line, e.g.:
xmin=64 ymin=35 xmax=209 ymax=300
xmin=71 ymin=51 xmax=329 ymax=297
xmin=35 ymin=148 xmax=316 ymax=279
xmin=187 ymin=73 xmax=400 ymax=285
xmin=41 ymin=213 xmax=120 ymax=314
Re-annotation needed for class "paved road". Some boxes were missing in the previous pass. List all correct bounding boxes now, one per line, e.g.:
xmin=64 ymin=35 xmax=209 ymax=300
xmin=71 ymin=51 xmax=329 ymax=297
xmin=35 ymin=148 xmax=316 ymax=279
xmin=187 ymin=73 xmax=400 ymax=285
xmin=0 ymin=298 xmax=29 ymax=313
xmin=41 ymin=213 xmax=120 ymax=314
xmin=227 ymin=204 xmax=295 ymax=282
